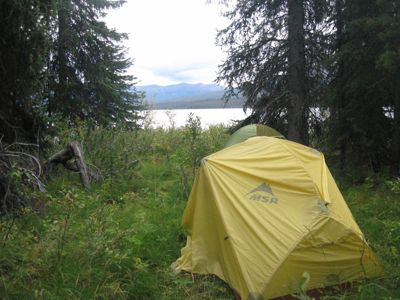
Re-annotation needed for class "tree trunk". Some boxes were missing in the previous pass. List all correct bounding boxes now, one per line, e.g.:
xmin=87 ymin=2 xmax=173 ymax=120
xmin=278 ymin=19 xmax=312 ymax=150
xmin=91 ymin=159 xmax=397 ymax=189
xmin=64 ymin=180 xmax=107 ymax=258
xmin=334 ymin=0 xmax=348 ymax=169
xmin=287 ymin=0 xmax=308 ymax=145
xmin=53 ymin=0 xmax=69 ymax=117
xmin=390 ymin=2 xmax=400 ymax=176
xmin=391 ymin=74 xmax=400 ymax=176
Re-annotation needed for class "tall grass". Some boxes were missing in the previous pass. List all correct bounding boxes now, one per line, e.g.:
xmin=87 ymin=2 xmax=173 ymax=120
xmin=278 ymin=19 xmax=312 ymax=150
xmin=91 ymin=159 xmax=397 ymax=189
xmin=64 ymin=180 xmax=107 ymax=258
xmin=0 ymin=121 xmax=399 ymax=299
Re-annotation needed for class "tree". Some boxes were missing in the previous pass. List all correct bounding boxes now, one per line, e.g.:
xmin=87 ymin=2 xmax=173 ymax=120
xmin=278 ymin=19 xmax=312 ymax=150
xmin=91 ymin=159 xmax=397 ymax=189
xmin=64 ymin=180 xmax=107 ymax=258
xmin=376 ymin=0 xmax=400 ymax=176
xmin=49 ymin=0 xmax=143 ymax=128
xmin=287 ymin=0 xmax=307 ymax=144
xmin=1 ymin=0 xmax=143 ymax=144
xmin=216 ymin=0 xmax=331 ymax=145
xmin=326 ymin=0 xmax=400 ymax=173
xmin=0 ymin=0 xmax=51 ymax=142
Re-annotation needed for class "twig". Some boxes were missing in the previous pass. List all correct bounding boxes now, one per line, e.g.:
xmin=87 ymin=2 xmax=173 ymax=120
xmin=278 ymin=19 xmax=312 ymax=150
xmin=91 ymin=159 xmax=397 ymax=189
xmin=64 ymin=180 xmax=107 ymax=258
xmin=4 ymin=142 xmax=39 ymax=150
xmin=4 ymin=150 xmax=42 ymax=177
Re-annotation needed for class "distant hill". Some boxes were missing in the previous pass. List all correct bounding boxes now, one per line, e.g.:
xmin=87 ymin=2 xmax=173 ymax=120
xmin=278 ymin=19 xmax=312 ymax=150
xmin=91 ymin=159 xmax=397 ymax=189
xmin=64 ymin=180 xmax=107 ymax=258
xmin=137 ymin=83 xmax=244 ymax=109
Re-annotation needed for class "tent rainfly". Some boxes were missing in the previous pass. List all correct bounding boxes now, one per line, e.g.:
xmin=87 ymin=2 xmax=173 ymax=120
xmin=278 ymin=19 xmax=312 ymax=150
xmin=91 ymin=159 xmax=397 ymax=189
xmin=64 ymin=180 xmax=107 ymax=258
xmin=224 ymin=124 xmax=285 ymax=148
xmin=173 ymin=136 xmax=383 ymax=299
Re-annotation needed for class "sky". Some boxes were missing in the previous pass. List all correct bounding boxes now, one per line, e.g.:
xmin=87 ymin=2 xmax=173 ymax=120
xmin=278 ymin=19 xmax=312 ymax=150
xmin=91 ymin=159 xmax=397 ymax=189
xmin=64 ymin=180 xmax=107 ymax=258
xmin=106 ymin=0 xmax=229 ymax=86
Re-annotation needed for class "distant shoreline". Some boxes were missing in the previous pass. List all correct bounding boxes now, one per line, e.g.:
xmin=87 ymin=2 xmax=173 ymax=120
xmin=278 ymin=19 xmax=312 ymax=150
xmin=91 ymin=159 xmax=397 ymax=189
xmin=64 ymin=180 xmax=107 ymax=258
xmin=138 ymin=83 xmax=245 ymax=110
xmin=148 ymin=98 xmax=245 ymax=110
xmin=147 ymin=107 xmax=250 ymax=128
xmin=149 ymin=107 xmax=246 ymax=111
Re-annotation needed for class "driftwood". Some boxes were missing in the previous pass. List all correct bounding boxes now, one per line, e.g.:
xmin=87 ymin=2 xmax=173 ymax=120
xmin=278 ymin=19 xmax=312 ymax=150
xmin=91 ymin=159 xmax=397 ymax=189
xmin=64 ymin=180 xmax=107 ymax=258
xmin=45 ymin=141 xmax=101 ymax=189
xmin=0 ymin=141 xmax=45 ymax=214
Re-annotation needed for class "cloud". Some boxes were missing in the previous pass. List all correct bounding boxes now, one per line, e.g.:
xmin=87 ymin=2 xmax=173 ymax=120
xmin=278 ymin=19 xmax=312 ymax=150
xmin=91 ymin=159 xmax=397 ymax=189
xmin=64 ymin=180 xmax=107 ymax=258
xmin=152 ymin=65 xmax=219 ymax=84
xmin=106 ymin=0 xmax=228 ymax=85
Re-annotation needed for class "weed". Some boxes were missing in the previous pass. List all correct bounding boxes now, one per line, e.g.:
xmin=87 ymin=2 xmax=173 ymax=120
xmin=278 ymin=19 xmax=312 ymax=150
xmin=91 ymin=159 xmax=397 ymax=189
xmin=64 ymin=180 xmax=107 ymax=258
xmin=385 ymin=177 xmax=400 ymax=194
xmin=0 ymin=126 xmax=398 ymax=299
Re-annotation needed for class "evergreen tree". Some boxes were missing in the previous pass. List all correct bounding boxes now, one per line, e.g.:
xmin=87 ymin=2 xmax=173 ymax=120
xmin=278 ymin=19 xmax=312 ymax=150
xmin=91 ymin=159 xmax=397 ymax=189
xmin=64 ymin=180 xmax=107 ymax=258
xmin=327 ymin=0 xmax=400 ymax=172
xmin=49 ymin=0 xmax=143 ymax=128
xmin=376 ymin=0 xmax=400 ymax=175
xmin=1 ymin=0 xmax=143 ymax=142
xmin=216 ymin=0 xmax=331 ymax=145
xmin=0 ymin=0 xmax=51 ymax=142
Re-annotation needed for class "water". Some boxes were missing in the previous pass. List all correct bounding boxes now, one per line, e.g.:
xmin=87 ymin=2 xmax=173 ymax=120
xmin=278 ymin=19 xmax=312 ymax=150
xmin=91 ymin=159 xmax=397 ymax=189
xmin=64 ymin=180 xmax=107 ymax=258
xmin=144 ymin=108 xmax=250 ymax=128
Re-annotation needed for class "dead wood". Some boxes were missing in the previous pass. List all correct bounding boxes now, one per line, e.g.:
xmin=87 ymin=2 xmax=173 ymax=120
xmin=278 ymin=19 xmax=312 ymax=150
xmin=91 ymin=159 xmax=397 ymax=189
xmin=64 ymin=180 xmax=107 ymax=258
xmin=0 ymin=141 xmax=44 ymax=214
xmin=45 ymin=141 xmax=101 ymax=189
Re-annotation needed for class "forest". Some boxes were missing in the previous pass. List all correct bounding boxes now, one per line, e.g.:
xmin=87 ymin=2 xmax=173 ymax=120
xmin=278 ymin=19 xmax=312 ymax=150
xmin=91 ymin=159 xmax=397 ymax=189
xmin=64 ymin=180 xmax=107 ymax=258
xmin=0 ymin=0 xmax=399 ymax=299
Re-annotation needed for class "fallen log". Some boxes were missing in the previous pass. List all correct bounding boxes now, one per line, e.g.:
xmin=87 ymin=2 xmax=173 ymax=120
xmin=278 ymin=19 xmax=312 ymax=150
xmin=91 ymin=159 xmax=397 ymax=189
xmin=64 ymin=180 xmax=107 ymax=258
xmin=45 ymin=141 xmax=100 ymax=189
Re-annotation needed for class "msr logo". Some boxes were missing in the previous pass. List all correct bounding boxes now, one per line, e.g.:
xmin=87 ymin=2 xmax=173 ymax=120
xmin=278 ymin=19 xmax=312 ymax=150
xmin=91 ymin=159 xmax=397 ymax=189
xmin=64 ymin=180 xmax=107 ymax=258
xmin=247 ymin=183 xmax=278 ymax=204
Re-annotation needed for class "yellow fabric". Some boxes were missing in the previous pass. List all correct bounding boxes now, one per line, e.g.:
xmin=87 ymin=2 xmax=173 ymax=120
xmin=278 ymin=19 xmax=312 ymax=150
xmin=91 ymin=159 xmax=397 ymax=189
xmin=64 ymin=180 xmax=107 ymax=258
xmin=174 ymin=137 xmax=383 ymax=299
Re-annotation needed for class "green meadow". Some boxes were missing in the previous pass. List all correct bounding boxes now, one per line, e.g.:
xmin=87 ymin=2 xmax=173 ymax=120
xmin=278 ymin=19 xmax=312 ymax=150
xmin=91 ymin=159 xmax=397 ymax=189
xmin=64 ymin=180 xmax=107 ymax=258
xmin=0 ymin=121 xmax=399 ymax=299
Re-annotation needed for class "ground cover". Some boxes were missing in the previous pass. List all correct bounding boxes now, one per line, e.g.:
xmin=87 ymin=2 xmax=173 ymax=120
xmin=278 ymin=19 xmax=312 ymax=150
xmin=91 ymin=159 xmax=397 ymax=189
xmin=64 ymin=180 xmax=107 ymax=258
xmin=0 ymin=122 xmax=399 ymax=299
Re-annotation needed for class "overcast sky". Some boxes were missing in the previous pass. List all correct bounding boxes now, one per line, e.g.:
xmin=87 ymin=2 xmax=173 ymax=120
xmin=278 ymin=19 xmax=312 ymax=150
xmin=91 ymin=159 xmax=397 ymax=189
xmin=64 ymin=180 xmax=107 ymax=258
xmin=106 ymin=0 xmax=228 ymax=86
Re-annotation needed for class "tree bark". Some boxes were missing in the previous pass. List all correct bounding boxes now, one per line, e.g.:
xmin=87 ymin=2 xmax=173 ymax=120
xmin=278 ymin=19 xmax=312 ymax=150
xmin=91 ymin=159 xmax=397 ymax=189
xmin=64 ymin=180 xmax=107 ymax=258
xmin=334 ymin=0 xmax=348 ymax=169
xmin=287 ymin=0 xmax=308 ymax=145
xmin=53 ymin=0 xmax=69 ymax=117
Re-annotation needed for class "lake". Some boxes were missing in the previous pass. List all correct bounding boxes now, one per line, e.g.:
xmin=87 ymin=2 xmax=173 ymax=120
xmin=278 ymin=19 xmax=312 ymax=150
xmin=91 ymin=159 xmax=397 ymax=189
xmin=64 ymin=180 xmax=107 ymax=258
xmin=144 ymin=108 xmax=250 ymax=128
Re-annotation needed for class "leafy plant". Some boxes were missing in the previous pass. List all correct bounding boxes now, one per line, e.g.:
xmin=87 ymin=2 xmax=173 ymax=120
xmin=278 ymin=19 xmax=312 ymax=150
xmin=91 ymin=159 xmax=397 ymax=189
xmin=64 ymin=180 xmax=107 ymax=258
xmin=1 ymin=126 xmax=399 ymax=299
xmin=385 ymin=177 xmax=400 ymax=194
xmin=292 ymin=272 xmax=315 ymax=300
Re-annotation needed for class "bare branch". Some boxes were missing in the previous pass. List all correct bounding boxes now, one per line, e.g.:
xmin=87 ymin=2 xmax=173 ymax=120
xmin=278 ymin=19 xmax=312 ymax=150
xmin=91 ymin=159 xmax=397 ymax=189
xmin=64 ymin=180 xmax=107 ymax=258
xmin=45 ymin=141 xmax=102 ymax=189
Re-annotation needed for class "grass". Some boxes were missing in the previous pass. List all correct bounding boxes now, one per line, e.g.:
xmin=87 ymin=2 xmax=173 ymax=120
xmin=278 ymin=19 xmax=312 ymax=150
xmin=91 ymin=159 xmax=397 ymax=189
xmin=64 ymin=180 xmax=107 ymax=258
xmin=339 ymin=183 xmax=400 ymax=299
xmin=0 ymin=123 xmax=399 ymax=299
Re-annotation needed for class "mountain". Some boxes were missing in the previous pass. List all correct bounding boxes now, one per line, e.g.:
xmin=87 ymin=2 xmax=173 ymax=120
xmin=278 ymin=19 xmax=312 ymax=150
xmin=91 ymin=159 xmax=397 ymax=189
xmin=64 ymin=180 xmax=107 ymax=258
xmin=138 ymin=83 xmax=224 ymax=103
xmin=137 ymin=83 xmax=244 ymax=109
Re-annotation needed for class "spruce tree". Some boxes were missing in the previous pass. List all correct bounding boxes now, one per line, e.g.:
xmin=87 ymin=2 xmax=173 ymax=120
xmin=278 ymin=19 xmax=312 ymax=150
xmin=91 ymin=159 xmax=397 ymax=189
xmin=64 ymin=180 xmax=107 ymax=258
xmin=216 ymin=0 xmax=331 ymax=145
xmin=49 ymin=0 xmax=142 ymax=128
xmin=0 ymin=0 xmax=51 ymax=142
xmin=376 ymin=0 xmax=400 ymax=175
xmin=327 ymin=0 xmax=400 ymax=172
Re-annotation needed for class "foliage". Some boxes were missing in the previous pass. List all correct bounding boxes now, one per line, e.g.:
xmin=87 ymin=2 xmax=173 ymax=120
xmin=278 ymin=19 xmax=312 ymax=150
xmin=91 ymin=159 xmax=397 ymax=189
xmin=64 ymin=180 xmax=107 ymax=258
xmin=49 ymin=0 xmax=143 ymax=128
xmin=385 ymin=178 xmax=400 ymax=194
xmin=0 ymin=142 xmax=44 ymax=215
xmin=0 ymin=0 xmax=143 ymax=143
xmin=0 ymin=127 xmax=399 ymax=299
xmin=0 ymin=0 xmax=52 ymax=143
xmin=292 ymin=272 xmax=314 ymax=300
xmin=325 ymin=0 xmax=400 ymax=173
xmin=0 ymin=125 xmax=232 ymax=299
xmin=217 ymin=0 xmax=400 ymax=175
xmin=216 ymin=0 xmax=332 ymax=144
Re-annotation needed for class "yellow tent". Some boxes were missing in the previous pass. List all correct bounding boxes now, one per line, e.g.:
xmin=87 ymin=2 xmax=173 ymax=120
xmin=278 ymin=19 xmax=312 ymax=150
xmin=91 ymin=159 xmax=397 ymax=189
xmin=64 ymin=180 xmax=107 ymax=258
xmin=174 ymin=137 xmax=383 ymax=299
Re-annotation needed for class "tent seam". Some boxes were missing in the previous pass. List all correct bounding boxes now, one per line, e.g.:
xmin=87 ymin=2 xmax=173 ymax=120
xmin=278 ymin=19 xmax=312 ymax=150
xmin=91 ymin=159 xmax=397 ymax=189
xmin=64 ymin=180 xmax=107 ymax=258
xmin=262 ymin=215 xmax=370 ymax=295
xmin=261 ymin=215 xmax=326 ymax=291
xmin=274 ymin=139 xmax=324 ymax=200
xmin=204 ymin=160 xmax=250 ymax=293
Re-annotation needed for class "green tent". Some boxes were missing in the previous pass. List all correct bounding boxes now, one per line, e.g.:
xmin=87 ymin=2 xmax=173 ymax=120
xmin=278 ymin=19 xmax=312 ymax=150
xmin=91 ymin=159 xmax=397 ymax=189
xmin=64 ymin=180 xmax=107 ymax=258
xmin=225 ymin=124 xmax=284 ymax=148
